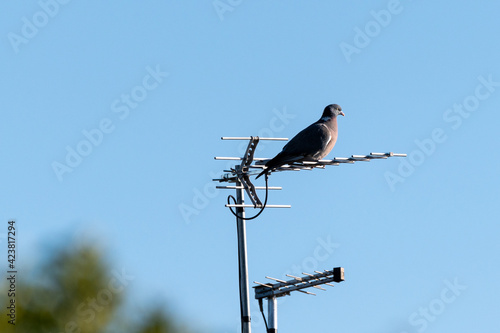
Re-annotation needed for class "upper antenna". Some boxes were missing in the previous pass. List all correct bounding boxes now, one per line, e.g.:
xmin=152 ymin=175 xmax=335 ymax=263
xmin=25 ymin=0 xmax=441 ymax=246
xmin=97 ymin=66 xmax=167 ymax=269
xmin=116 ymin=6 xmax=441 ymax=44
xmin=214 ymin=136 xmax=407 ymax=206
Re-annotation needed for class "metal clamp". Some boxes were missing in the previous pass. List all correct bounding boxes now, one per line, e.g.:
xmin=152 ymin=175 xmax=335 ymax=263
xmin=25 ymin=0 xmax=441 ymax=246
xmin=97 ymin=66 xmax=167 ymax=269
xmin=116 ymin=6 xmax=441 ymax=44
xmin=236 ymin=136 xmax=261 ymax=207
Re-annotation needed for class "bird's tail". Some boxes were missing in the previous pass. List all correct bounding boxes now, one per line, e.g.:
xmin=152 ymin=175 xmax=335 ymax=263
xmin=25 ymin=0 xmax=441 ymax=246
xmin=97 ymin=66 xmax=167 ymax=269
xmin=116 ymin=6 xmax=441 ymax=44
xmin=255 ymin=154 xmax=281 ymax=179
xmin=255 ymin=168 xmax=268 ymax=179
xmin=255 ymin=152 xmax=291 ymax=179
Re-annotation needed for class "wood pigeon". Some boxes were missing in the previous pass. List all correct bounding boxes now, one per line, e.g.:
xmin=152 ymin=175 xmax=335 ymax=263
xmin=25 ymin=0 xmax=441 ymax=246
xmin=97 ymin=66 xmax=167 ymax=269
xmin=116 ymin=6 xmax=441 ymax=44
xmin=256 ymin=104 xmax=344 ymax=179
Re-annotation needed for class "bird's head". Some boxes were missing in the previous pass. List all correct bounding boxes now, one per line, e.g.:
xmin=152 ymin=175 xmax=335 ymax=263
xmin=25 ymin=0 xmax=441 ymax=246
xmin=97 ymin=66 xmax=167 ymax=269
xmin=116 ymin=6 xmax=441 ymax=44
xmin=321 ymin=104 xmax=344 ymax=120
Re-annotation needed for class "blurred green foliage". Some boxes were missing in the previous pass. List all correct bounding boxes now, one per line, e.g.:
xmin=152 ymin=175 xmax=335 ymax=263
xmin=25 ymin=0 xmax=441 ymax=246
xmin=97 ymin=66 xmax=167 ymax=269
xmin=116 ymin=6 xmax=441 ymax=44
xmin=0 ymin=243 xmax=190 ymax=333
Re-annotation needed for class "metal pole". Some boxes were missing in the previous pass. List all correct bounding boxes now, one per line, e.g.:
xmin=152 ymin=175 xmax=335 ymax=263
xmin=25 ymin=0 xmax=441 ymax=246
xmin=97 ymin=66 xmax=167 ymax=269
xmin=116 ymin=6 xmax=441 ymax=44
xmin=268 ymin=296 xmax=277 ymax=333
xmin=235 ymin=166 xmax=251 ymax=333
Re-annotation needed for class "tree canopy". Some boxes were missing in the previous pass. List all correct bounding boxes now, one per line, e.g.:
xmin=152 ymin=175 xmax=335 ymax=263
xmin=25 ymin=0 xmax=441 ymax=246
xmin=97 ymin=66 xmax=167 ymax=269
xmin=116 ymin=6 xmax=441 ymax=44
xmin=0 ymin=243 xmax=190 ymax=333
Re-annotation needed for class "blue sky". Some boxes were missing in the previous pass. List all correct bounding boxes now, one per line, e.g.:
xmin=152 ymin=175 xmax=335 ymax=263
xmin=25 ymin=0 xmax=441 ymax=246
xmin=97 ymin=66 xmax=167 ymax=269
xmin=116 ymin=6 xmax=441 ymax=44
xmin=1 ymin=1 xmax=500 ymax=332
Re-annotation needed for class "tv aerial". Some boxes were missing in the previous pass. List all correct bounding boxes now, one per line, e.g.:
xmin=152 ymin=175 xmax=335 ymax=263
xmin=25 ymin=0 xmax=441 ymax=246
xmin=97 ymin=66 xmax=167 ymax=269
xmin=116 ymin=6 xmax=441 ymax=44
xmin=214 ymin=136 xmax=406 ymax=332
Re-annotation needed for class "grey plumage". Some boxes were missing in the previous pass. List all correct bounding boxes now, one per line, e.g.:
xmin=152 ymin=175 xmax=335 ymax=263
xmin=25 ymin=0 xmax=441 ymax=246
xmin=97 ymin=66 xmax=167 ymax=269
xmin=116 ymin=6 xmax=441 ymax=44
xmin=256 ymin=104 xmax=344 ymax=179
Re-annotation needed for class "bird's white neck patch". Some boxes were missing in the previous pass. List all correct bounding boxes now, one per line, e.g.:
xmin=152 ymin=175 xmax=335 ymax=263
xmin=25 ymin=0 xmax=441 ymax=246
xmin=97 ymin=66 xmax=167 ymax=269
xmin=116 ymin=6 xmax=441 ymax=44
xmin=320 ymin=116 xmax=332 ymax=122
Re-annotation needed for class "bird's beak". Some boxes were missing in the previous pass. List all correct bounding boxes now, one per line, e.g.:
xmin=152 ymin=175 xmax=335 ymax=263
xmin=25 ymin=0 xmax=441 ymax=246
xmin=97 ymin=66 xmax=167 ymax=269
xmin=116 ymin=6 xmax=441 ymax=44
xmin=340 ymin=111 xmax=345 ymax=116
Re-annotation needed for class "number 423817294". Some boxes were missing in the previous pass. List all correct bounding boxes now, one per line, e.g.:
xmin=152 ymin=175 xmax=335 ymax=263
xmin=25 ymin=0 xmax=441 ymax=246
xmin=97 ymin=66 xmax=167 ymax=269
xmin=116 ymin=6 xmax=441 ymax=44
xmin=8 ymin=221 xmax=16 ymax=270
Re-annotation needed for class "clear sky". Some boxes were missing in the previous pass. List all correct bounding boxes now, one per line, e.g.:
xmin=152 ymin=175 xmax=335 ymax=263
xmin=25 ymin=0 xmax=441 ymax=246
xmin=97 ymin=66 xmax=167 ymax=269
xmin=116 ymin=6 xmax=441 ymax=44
xmin=1 ymin=1 xmax=500 ymax=332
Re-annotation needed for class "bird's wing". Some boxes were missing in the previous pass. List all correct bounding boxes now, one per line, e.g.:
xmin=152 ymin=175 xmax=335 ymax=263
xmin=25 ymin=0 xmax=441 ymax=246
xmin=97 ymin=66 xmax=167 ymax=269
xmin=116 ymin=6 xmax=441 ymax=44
xmin=281 ymin=123 xmax=331 ymax=158
xmin=262 ymin=122 xmax=331 ymax=173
